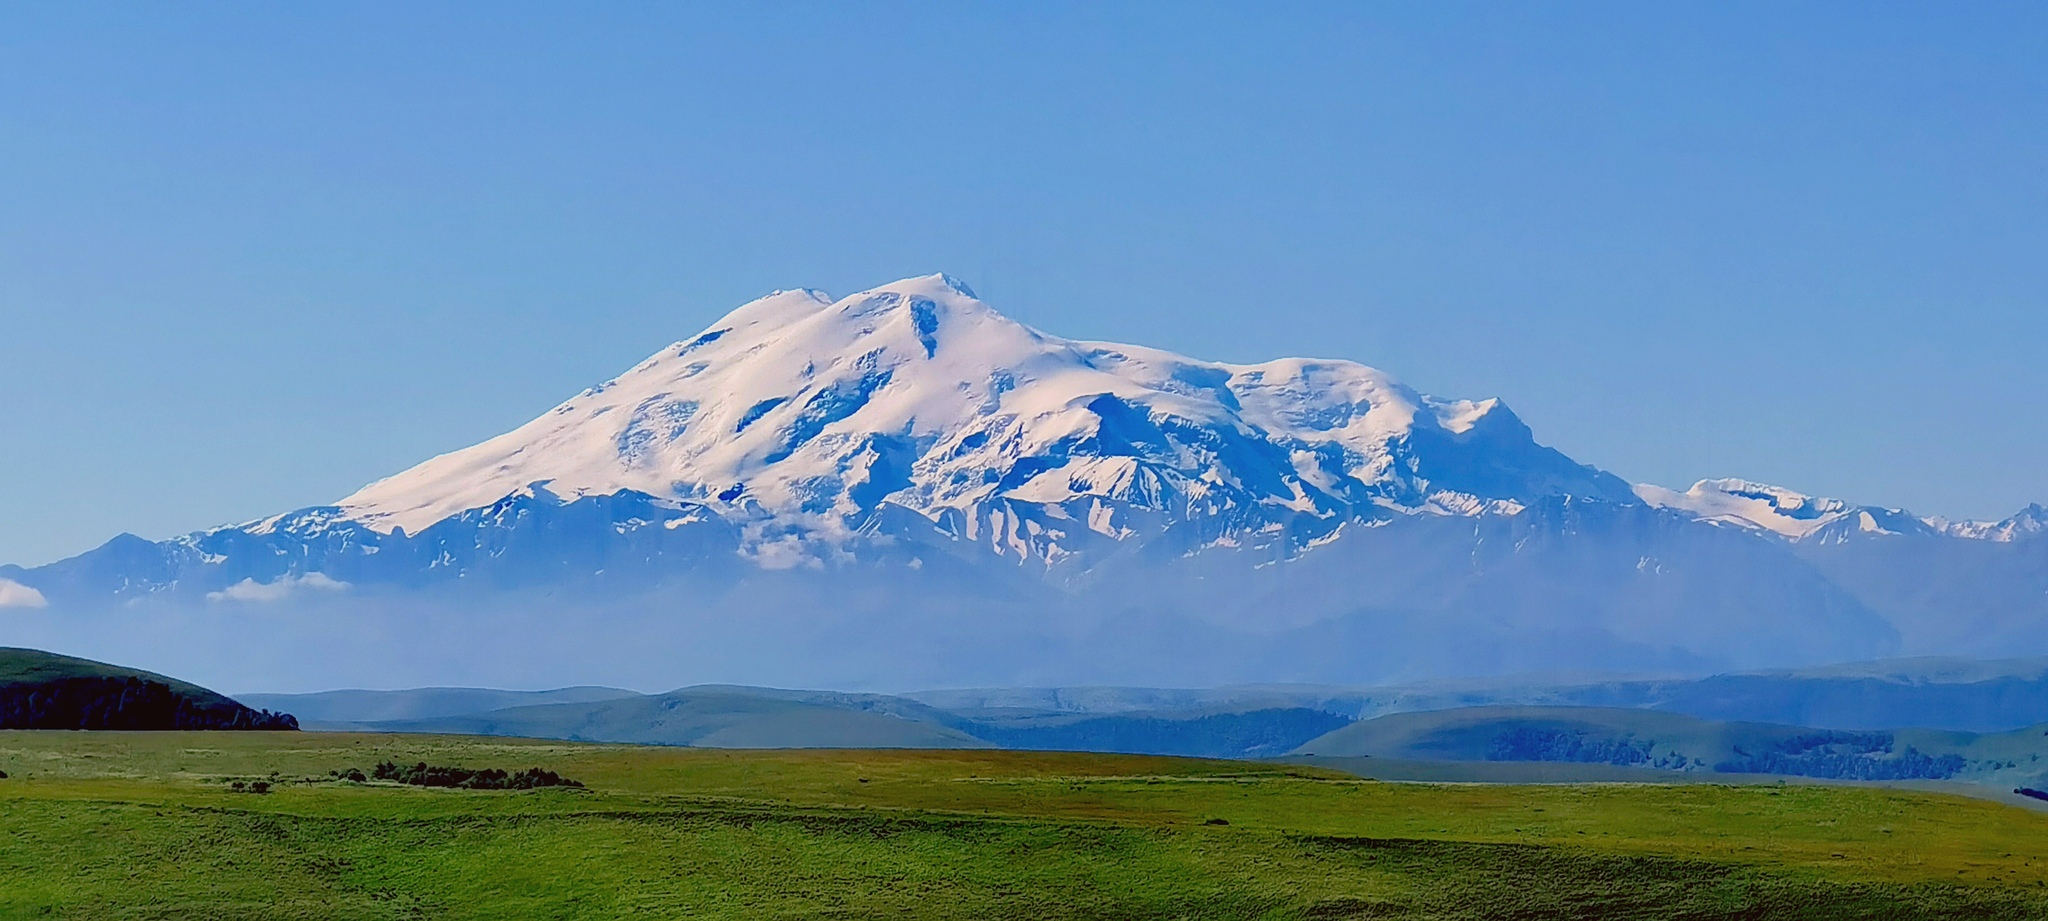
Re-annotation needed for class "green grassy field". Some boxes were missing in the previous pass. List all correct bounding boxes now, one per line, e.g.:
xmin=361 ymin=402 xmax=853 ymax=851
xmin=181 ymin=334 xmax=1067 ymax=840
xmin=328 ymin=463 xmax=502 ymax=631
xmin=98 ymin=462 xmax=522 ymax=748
xmin=3 ymin=731 xmax=2047 ymax=919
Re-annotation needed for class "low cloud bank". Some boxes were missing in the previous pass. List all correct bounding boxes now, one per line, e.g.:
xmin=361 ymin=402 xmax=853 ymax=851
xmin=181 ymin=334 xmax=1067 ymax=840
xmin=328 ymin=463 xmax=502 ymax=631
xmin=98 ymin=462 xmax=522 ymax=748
xmin=0 ymin=578 xmax=47 ymax=609
xmin=206 ymin=572 xmax=350 ymax=603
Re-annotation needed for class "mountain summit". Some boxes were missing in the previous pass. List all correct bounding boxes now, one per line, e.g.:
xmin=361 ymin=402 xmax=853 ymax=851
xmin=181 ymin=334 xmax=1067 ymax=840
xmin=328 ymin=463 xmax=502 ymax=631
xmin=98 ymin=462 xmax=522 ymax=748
xmin=6 ymin=275 xmax=2044 ymax=691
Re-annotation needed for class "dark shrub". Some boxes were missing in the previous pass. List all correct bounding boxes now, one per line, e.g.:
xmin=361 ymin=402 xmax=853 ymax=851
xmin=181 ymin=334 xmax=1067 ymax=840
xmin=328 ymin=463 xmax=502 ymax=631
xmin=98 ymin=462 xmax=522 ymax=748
xmin=367 ymin=760 xmax=582 ymax=790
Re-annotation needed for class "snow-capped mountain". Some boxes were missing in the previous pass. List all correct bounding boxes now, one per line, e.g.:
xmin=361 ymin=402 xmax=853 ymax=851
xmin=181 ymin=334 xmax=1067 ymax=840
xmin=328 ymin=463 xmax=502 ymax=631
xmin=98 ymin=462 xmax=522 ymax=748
xmin=4 ymin=275 xmax=2043 ymax=691
xmin=333 ymin=273 xmax=1629 ymax=567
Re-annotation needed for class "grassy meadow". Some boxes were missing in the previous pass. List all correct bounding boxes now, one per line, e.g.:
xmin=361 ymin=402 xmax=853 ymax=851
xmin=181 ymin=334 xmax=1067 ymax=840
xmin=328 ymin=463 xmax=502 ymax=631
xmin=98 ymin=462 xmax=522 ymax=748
xmin=2 ymin=730 xmax=2047 ymax=919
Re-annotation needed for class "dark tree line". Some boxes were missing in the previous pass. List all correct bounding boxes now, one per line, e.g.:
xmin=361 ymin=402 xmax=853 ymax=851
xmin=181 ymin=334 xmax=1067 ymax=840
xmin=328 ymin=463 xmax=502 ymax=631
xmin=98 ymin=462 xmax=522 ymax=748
xmin=369 ymin=760 xmax=582 ymax=790
xmin=1480 ymin=728 xmax=1700 ymax=770
xmin=1715 ymin=747 xmax=1965 ymax=780
xmin=1714 ymin=731 xmax=1966 ymax=780
xmin=0 ymin=677 xmax=298 ymax=730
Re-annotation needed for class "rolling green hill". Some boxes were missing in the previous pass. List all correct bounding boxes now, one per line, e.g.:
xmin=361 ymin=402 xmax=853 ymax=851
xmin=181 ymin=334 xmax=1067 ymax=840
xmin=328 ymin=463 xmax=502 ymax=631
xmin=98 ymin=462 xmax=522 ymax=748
xmin=366 ymin=686 xmax=993 ymax=748
xmin=0 ymin=648 xmax=296 ymax=731
xmin=913 ymin=658 xmax=2048 ymax=733
xmin=1295 ymin=706 xmax=2048 ymax=790
xmin=957 ymin=706 xmax=1351 ymax=758
xmin=339 ymin=684 xmax=1354 ymax=757
xmin=236 ymin=686 xmax=644 ymax=726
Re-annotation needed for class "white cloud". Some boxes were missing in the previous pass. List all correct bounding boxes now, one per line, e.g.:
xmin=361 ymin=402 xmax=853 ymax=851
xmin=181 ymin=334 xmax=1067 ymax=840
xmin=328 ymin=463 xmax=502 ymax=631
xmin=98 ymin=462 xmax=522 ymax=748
xmin=0 ymin=578 xmax=47 ymax=609
xmin=206 ymin=572 xmax=350 ymax=603
xmin=742 ymin=535 xmax=823 ymax=571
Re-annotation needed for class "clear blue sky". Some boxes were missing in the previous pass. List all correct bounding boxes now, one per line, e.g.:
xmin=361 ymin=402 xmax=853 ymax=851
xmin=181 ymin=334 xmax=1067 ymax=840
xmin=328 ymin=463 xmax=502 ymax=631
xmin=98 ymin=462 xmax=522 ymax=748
xmin=3 ymin=3 xmax=2044 ymax=566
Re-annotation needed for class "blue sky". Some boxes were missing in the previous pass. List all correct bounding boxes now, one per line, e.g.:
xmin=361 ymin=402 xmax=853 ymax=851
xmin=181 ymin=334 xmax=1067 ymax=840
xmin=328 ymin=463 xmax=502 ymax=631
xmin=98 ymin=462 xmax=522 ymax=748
xmin=2 ymin=2 xmax=2044 ymax=565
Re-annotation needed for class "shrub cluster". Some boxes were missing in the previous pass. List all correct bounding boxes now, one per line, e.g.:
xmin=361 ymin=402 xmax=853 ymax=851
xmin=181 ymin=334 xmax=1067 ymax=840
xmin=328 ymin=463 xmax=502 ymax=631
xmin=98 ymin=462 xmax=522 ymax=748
xmin=368 ymin=760 xmax=583 ymax=790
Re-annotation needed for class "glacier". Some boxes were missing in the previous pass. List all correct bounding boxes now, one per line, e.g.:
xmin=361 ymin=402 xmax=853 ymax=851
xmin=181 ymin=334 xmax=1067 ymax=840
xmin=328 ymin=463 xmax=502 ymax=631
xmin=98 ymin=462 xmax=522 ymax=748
xmin=3 ymin=274 xmax=2043 ymax=692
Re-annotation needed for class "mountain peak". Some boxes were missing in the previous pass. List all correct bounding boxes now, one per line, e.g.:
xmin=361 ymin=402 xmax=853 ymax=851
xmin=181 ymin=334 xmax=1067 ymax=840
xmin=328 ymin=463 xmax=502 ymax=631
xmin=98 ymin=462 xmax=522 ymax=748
xmin=870 ymin=272 xmax=978 ymax=300
xmin=1934 ymin=502 xmax=2048 ymax=541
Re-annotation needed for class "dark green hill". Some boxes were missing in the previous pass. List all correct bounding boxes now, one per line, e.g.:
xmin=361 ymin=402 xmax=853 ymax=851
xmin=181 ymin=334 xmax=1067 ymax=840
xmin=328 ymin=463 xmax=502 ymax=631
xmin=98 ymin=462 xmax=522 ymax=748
xmin=0 ymin=647 xmax=297 ymax=731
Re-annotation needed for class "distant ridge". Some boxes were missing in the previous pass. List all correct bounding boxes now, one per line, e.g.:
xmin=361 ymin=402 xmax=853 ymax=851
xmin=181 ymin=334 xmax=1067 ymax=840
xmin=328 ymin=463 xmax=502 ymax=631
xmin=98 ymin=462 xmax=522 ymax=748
xmin=237 ymin=686 xmax=643 ymax=727
xmin=243 ymin=654 xmax=2048 ymax=776
xmin=1291 ymin=705 xmax=2041 ymax=789
xmin=246 ymin=681 xmax=2048 ymax=793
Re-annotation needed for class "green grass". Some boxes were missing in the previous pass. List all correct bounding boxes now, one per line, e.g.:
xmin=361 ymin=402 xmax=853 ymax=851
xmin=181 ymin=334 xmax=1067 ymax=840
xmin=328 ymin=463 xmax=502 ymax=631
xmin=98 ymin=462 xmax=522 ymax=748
xmin=3 ymin=731 xmax=2047 ymax=919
